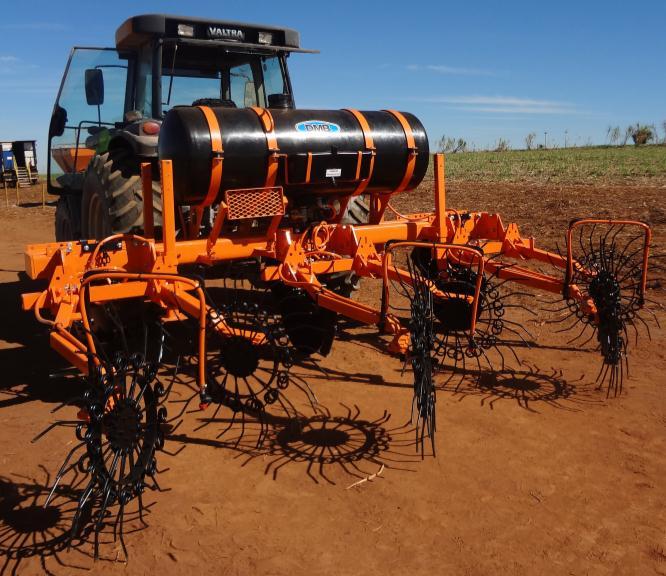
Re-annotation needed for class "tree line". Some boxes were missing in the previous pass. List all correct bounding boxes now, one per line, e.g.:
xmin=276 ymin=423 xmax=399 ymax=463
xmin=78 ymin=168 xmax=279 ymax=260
xmin=437 ymin=121 xmax=666 ymax=153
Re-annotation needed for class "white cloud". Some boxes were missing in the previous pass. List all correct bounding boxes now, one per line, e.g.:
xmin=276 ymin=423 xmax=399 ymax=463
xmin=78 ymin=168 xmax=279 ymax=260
xmin=425 ymin=96 xmax=573 ymax=106
xmin=459 ymin=106 xmax=574 ymax=115
xmin=410 ymin=95 xmax=579 ymax=115
xmin=0 ymin=55 xmax=19 ymax=62
xmin=407 ymin=64 xmax=498 ymax=77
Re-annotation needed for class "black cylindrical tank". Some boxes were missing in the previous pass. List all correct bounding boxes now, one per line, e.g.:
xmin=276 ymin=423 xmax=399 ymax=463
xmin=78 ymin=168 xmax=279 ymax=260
xmin=158 ymin=107 xmax=429 ymax=206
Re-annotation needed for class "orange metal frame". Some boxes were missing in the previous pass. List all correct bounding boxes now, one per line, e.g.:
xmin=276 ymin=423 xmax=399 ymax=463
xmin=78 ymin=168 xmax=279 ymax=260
xmin=22 ymin=153 xmax=651 ymax=384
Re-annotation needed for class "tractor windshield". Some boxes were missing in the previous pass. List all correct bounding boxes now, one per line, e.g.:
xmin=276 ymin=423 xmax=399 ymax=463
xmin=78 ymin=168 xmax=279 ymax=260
xmin=146 ymin=41 xmax=290 ymax=116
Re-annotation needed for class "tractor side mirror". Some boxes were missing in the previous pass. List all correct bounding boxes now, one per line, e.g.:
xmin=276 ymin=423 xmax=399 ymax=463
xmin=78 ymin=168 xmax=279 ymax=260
xmin=85 ymin=68 xmax=104 ymax=106
xmin=49 ymin=105 xmax=67 ymax=137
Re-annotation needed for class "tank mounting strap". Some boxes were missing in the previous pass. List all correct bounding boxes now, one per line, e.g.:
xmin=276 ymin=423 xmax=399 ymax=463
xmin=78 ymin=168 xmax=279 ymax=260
xmin=344 ymin=108 xmax=376 ymax=196
xmin=305 ymin=152 xmax=313 ymax=184
xmin=384 ymin=109 xmax=417 ymax=194
xmin=197 ymin=106 xmax=224 ymax=207
xmin=250 ymin=107 xmax=280 ymax=188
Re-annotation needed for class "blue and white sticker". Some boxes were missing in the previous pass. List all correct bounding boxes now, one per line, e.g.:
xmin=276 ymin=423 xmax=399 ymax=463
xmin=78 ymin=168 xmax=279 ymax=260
xmin=295 ymin=120 xmax=341 ymax=133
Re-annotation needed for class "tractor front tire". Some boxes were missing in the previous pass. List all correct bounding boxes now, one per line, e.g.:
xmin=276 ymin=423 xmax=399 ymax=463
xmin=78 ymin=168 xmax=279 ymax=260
xmin=55 ymin=195 xmax=82 ymax=241
xmin=341 ymin=195 xmax=370 ymax=225
xmin=82 ymin=149 xmax=162 ymax=239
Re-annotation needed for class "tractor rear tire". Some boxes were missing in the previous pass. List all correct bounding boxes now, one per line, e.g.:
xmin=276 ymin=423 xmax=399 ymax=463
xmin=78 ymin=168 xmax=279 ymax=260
xmin=341 ymin=195 xmax=370 ymax=225
xmin=81 ymin=149 xmax=162 ymax=239
xmin=55 ymin=195 xmax=82 ymax=241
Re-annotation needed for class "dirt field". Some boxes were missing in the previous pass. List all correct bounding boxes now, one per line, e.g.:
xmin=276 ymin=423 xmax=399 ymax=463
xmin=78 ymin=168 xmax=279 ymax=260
xmin=1 ymin=182 xmax=664 ymax=576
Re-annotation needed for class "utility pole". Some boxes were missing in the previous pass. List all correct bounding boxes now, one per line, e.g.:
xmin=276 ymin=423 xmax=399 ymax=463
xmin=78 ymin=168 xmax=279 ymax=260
xmin=544 ymin=131 xmax=548 ymax=149
xmin=564 ymin=129 xmax=568 ymax=148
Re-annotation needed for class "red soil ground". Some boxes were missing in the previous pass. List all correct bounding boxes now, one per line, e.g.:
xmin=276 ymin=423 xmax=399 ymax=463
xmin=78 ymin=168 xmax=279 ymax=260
xmin=0 ymin=182 xmax=664 ymax=575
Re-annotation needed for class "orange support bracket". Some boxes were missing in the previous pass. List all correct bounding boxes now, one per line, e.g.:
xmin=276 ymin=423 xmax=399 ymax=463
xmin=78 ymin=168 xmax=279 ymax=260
xmin=433 ymin=153 xmax=446 ymax=242
xmin=159 ymin=160 xmax=178 ymax=268
xmin=206 ymin=202 xmax=229 ymax=257
xmin=51 ymin=331 xmax=89 ymax=374
xmin=140 ymin=162 xmax=154 ymax=238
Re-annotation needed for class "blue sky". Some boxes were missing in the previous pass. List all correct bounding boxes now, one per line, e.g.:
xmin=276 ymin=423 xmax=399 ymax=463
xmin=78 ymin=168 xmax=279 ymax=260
xmin=1 ymin=0 xmax=664 ymax=170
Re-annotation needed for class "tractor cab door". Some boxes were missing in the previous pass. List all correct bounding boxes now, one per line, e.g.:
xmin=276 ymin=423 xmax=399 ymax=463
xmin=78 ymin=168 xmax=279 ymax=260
xmin=48 ymin=48 xmax=129 ymax=195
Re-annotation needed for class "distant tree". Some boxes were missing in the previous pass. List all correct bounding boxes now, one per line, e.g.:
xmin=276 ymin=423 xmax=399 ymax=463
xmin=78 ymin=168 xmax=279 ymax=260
xmin=628 ymin=124 xmax=654 ymax=146
xmin=524 ymin=132 xmax=536 ymax=150
xmin=437 ymin=135 xmax=454 ymax=152
xmin=494 ymin=138 xmax=510 ymax=152
xmin=608 ymin=126 xmax=621 ymax=145
xmin=438 ymin=135 xmax=468 ymax=153
xmin=662 ymin=120 xmax=666 ymax=143
xmin=622 ymin=126 xmax=633 ymax=146
xmin=648 ymin=124 xmax=659 ymax=145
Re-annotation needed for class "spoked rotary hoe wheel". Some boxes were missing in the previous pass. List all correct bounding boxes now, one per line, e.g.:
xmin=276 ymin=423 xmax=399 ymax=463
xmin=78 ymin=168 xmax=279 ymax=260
xmin=197 ymin=274 xmax=312 ymax=444
xmin=70 ymin=353 xmax=167 ymax=558
xmin=551 ymin=219 xmax=654 ymax=396
xmin=31 ymin=280 xmax=179 ymax=559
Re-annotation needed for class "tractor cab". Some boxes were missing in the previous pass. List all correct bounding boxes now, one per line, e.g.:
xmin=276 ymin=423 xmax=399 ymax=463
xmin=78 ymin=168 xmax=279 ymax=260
xmin=48 ymin=14 xmax=313 ymax=239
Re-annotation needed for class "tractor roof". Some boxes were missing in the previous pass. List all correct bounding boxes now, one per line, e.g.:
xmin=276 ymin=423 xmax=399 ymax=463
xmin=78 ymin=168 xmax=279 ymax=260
xmin=115 ymin=14 xmax=316 ymax=53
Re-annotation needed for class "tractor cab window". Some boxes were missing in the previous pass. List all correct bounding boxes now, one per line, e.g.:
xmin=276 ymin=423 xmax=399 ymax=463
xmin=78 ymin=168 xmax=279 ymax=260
xmin=48 ymin=48 xmax=128 ymax=190
xmin=135 ymin=45 xmax=153 ymax=119
xmin=161 ymin=70 xmax=222 ymax=114
xmin=228 ymin=62 xmax=257 ymax=107
xmin=261 ymin=56 xmax=286 ymax=99
xmin=159 ymin=42 xmax=289 ymax=114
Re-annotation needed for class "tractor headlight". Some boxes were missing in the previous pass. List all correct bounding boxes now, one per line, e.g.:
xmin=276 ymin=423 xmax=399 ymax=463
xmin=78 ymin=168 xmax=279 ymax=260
xmin=177 ymin=24 xmax=195 ymax=38
xmin=258 ymin=31 xmax=273 ymax=45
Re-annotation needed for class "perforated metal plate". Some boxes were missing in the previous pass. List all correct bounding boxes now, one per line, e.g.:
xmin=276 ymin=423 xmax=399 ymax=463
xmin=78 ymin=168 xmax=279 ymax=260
xmin=224 ymin=187 xmax=285 ymax=220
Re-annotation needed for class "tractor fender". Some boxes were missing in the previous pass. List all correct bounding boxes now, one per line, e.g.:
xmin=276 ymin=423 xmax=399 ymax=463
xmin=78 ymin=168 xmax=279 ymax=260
xmin=109 ymin=130 xmax=158 ymax=159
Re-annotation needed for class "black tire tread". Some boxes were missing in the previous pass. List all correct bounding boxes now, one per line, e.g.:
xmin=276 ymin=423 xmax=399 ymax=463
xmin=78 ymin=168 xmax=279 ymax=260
xmin=341 ymin=195 xmax=370 ymax=225
xmin=85 ymin=149 xmax=162 ymax=236
xmin=55 ymin=195 xmax=82 ymax=241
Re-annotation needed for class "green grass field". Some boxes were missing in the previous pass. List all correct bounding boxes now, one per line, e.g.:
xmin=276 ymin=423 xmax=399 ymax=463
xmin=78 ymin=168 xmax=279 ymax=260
xmin=443 ymin=144 xmax=666 ymax=184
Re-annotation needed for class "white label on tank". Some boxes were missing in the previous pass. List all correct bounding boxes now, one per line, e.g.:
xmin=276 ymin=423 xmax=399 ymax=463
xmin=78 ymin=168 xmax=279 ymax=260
xmin=326 ymin=168 xmax=342 ymax=178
